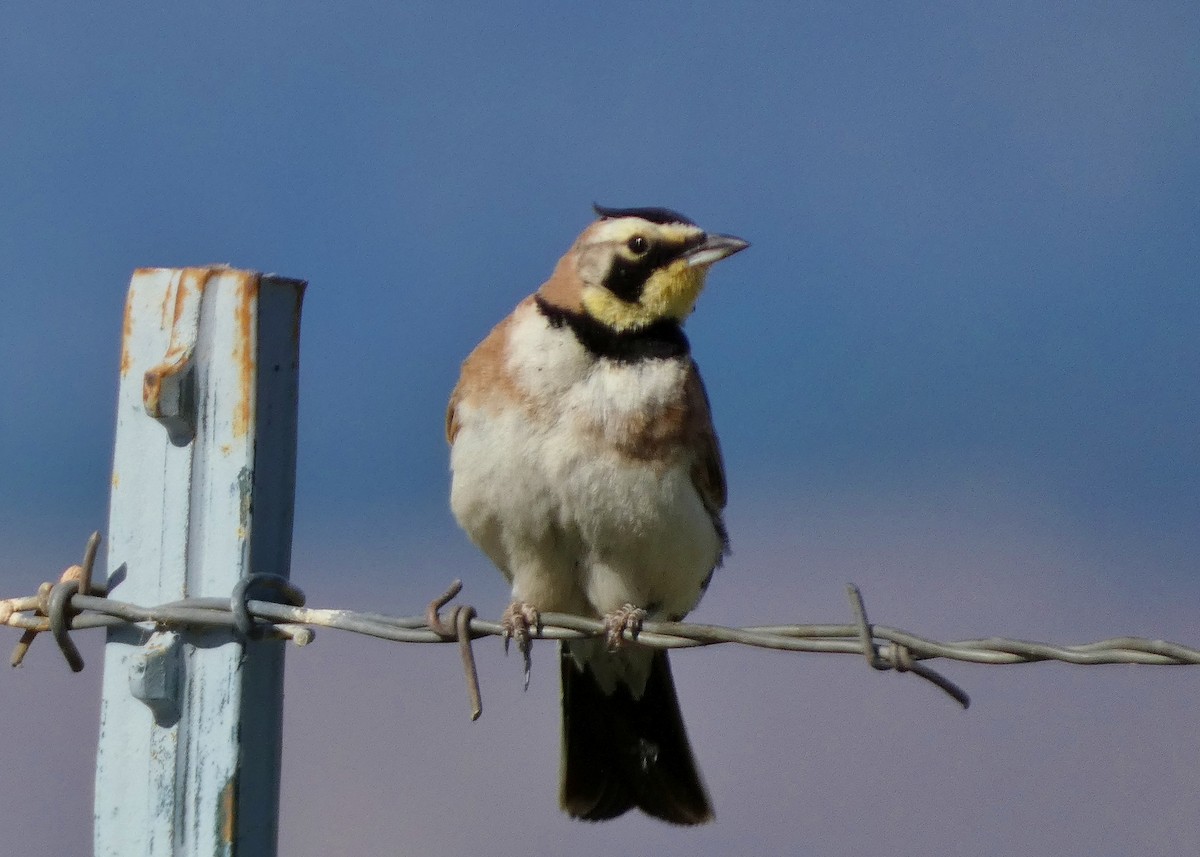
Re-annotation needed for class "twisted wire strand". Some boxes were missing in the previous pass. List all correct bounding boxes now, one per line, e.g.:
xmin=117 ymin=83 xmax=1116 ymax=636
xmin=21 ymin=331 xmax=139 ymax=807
xmin=8 ymin=595 xmax=1195 ymax=665
xmin=5 ymin=534 xmax=1199 ymax=718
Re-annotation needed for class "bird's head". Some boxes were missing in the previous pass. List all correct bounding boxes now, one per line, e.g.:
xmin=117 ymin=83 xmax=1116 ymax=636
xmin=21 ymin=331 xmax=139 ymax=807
xmin=538 ymin=205 xmax=748 ymax=333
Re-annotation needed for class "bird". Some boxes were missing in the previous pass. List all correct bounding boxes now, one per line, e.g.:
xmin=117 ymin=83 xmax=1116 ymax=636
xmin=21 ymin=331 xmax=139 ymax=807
xmin=446 ymin=204 xmax=748 ymax=825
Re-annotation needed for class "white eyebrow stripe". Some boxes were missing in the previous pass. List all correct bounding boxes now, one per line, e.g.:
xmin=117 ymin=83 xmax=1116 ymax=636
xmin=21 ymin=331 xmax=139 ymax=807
xmin=587 ymin=218 xmax=702 ymax=246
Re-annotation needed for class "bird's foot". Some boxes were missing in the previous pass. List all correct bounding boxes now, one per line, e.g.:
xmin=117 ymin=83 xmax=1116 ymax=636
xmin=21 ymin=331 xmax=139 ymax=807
xmin=501 ymin=600 xmax=541 ymax=689
xmin=604 ymin=603 xmax=647 ymax=651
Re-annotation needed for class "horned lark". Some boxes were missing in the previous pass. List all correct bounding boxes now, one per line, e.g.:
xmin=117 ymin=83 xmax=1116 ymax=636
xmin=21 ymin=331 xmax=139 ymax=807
xmin=447 ymin=204 xmax=747 ymax=825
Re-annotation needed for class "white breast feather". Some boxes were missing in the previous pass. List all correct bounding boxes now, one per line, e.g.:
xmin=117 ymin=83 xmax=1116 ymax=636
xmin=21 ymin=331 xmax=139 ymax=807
xmin=449 ymin=305 xmax=721 ymax=624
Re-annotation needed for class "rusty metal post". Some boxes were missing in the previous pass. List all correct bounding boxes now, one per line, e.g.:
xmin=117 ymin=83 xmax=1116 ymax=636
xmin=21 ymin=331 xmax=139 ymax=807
xmin=94 ymin=267 xmax=304 ymax=857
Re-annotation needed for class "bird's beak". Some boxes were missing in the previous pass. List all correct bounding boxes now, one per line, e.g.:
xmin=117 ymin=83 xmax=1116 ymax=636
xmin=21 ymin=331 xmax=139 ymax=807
xmin=683 ymin=233 xmax=750 ymax=268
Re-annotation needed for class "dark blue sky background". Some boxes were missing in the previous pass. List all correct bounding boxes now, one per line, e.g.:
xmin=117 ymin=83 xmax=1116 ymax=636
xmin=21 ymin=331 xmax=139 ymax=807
xmin=2 ymin=4 xmax=1198 ymax=855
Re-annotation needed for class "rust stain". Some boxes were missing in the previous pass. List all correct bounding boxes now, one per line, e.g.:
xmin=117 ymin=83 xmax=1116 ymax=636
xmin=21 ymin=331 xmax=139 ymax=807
xmin=143 ymin=267 xmax=219 ymax=421
xmin=170 ymin=268 xmax=195 ymax=331
xmin=119 ymin=284 xmax=137 ymax=377
xmin=158 ymin=267 xmax=213 ymax=334
xmin=163 ymin=269 xmax=197 ymax=338
xmin=142 ymin=371 xmax=161 ymax=414
xmin=111 ymin=472 xmax=119 ymax=489
xmin=218 ymin=775 xmax=237 ymax=845
xmin=158 ymin=270 xmax=178 ymax=330
xmin=171 ymin=271 xmax=194 ymax=330
xmin=232 ymin=273 xmax=260 ymax=439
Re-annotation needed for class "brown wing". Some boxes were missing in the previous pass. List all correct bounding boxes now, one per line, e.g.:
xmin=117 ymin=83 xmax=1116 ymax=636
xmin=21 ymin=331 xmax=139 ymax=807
xmin=445 ymin=382 xmax=464 ymax=445
xmin=445 ymin=301 xmax=527 ymax=446
xmin=684 ymin=361 xmax=728 ymax=551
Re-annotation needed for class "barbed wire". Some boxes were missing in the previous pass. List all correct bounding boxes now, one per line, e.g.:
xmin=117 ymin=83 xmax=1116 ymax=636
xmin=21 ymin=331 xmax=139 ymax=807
xmin=5 ymin=532 xmax=1199 ymax=719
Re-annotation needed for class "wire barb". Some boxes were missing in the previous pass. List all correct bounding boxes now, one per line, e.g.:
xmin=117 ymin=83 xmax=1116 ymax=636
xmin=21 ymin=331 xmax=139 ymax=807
xmin=78 ymin=531 xmax=101 ymax=597
xmin=9 ymin=531 xmax=102 ymax=670
xmin=230 ymin=574 xmax=306 ymax=639
xmin=48 ymin=580 xmax=84 ymax=672
xmin=846 ymin=583 xmax=970 ymax=709
xmin=6 ymin=533 xmax=1200 ymax=719
xmin=425 ymin=580 xmax=482 ymax=720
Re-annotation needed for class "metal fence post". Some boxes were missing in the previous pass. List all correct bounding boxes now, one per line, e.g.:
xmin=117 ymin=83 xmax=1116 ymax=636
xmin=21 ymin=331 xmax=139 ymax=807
xmin=94 ymin=267 xmax=305 ymax=856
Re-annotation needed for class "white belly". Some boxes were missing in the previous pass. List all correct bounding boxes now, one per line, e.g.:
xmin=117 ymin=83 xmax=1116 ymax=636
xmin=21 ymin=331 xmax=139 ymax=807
xmin=449 ymin=402 xmax=721 ymax=620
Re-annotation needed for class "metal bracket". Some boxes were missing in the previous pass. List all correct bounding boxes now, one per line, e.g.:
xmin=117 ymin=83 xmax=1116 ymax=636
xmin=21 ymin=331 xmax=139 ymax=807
xmin=141 ymin=268 xmax=212 ymax=445
xmin=129 ymin=631 xmax=184 ymax=727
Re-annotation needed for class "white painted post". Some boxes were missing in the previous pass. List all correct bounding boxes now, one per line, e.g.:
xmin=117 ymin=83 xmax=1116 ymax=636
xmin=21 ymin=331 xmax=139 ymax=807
xmin=94 ymin=267 xmax=305 ymax=857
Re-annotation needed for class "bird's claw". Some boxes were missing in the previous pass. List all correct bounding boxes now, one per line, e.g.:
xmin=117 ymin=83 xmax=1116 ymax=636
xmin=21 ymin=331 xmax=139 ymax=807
xmin=501 ymin=601 xmax=541 ymax=689
xmin=604 ymin=603 xmax=647 ymax=651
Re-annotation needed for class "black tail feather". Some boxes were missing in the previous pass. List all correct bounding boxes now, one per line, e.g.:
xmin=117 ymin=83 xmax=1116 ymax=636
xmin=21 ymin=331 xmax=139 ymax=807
xmin=559 ymin=646 xmax=713 ymax=825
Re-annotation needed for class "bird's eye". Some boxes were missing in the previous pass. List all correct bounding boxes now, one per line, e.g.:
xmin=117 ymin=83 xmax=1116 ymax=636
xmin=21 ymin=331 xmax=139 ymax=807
xmin=627 ymin=235 xmax=649 ymax=255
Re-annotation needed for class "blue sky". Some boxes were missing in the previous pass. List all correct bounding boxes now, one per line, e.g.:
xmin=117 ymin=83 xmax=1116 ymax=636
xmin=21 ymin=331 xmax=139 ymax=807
xmin=1 ymin=4 xmax=1198 ymax=855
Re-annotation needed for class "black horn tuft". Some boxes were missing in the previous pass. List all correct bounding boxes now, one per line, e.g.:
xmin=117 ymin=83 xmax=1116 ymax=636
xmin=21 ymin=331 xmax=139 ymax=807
xmin=593 ymin=204 xmax=696 ymax=226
